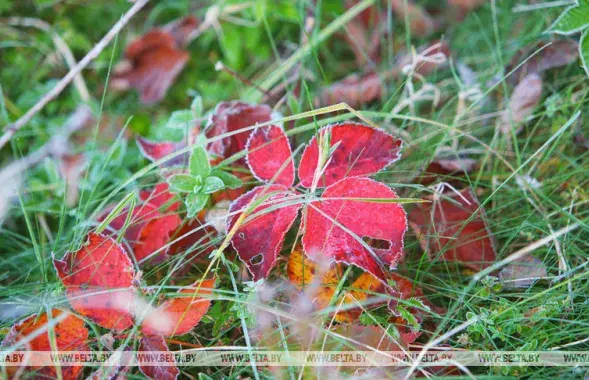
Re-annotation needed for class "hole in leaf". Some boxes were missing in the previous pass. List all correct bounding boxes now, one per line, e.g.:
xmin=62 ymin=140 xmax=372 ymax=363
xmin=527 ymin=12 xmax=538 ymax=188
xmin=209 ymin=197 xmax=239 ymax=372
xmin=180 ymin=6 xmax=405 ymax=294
xmin=362 ymin=236 xmax=392 ymax=250
xmin=250 ymin=253 xmax=264 ymax=266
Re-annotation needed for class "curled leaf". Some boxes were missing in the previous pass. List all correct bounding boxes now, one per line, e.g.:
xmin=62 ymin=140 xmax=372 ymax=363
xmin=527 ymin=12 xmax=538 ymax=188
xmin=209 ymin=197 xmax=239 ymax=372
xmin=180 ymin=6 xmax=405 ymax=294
xmin=53 ymin=233 xmax=136 ymax=330
xmin=499 ymin=73 xmax=543 ymax=135
xmin=298 ymin=123 xmax=403 ymax=188
xmin=408 ymin=188 xmax=497 ymax=271
xmin=228 ymin=185 xmax=301 ymax=280
xmin=302 ymin=177 xmax=407 ymax=282
xmin=2 ymin=310 xmax=89 ymax=379
xmin=206 ymin=101 xmax=274 ymax=162
xmin=142 ymin=278 xmax=215 ymax=336
xmin=507 ymin=40 xmax=579 ymax=84
xmin=111 ymin=28 xmax=190 ymax=105
xmin=246 ymin=125 xmax=295 ymax=187
xmin=390 ymin=0 xmax=435 ymax=37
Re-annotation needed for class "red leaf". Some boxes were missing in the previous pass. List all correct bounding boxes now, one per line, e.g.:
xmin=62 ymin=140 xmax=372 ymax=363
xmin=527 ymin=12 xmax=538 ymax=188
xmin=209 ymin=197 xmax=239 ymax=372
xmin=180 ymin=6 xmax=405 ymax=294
xmin=140 ymin=183 xmax=180 ymax=212
xmin=111 ymin=29 xmax=189 ymax=105
xmin=142 ymin=278 xmax=215 ymax=336
xmin=206 ymin=101 xmax=274 ymax=162
xmin=101 ymin=184 xmax=182 ymax=263
xmin=136 ymin=136 xmax=188 ymax=167
xmin=390 ymin=0 xmax=435 ymax=37
xmin=408 ymin=188 xmax=497 ymax=271
xmin=298 ymin=123 xmax=403 ymax=188
xmin=228 ymin=185 xmax=301 ymax=280
xmin=246 ymin=125 xmax=294 ymax=187
xmin=415 ymin=156 xmax=478 ymax=186
xmin=2 ymin=310 xmax=89 ymax=379
xmin=139 ymin=335 xmax=179 ymax=380
xmin=168 ymin=219 xmax=215 ymax=275
xmin=53 ymin=233 xmax=136 ymax=330
xmin=302 ymin=177 xmax=407 ymax=282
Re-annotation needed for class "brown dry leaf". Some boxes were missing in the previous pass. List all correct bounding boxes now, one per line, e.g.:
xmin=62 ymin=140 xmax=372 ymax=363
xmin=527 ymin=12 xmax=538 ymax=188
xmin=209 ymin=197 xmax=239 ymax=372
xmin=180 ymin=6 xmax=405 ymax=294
xmin=499 ymin=73 xmax=543 ymax=135
xmin=391 ymin=0 xmax=435 ymax=37
xmin=507 ymin=39 xmax=579 ymax=85
xmin=499 ymin=255 xmax=547 ymax=289
xmin=315 ymin=72 xmax=383 ymax=108
xmin=111 ymin=16 xmax=198 ymax=105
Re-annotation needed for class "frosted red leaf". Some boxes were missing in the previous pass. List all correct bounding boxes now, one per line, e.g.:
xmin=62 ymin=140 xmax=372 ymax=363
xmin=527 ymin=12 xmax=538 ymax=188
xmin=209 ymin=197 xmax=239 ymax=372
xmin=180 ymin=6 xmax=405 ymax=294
xmin=408 ymin=188 xmax=497 ymax=271
xmin=168 ymin=219 xmax=215 ymax=275
xmin=206 ymin=101 xmax=274 ymax=162
xmin=246 ymin=125 xmax=294 ymax=187
xmin=302 ymin=177 xmax=407 ymax=282
xmin=140 ymin=183 xmax=180 ymax=212
xmin=139 ymin=335 xmax=179 ymax=380
xmin=136 ymin=136 xmax=188 ymax=168
xmin=228 ymin=185 xmax=301 ymax=280
xmin=100 ymin=184 xmax=181 ymax=263
xmin=2 ymin=310 xmax=89 ymax=379
xmin=298 ymin=123 xmax=402 ymax=188
xmin=142 ymin=278 xmax=215 ymax=337
xmin=53 ymin=233 xmax=136 ymax=331
xmin=111 ymin=29 xmax=189 ymax=105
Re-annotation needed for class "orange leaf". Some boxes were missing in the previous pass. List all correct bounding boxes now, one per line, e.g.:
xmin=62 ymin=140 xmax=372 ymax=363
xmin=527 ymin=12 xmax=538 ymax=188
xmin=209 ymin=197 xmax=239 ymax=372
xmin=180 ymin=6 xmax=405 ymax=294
xmin=2 ymin=310 xmax=89 ymax=379
xmin=53 ymin=233 xmax=136 ymax=331
xmin=142 ymin=278 xmax=215 ymax=337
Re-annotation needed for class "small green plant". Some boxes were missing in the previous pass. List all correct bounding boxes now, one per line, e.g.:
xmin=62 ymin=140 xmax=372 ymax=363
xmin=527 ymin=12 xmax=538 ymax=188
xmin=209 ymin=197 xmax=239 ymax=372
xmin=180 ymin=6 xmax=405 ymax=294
xmin=167 ymin=146 xmax=242 ymax=217
xmin=549 ymin=0 xmax=589 ymax=76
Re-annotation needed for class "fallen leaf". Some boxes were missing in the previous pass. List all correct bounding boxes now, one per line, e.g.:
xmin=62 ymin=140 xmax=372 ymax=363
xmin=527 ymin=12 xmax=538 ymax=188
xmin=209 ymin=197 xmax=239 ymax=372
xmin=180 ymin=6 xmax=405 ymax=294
xmin=315 ymin=72 xmax=384 ymax=108
xmin=53 ymin=233 xmax=136 ymax=330
xmin=343 ymin=0 xmax=384 ymax=64
xmin=303 ymin=177 xmax=407 ymax=282
xmin=499 ymin=73 xmax=543 ymax=135
xmin=2 ymin=310 xmax=89 ymax=379
xmin=246 ymin=125 xmax=295 ymax=187
xmin=58 ymin=153 xmax=87 ymax=207
xmin=206 ymin=101 xmax=275 ymax=162
xmin=142 ymin=278 xmax=215 ymax=336
xmin=101 ymin=183 xmax=182 ymax=263
xmin=499 ymin=255 xmax=547 ymax=289
xmin=391 ymin=0 xmax=435 ymax=37
xmin=287 ymin=248 xmax=342 ymax=310
xmin=415 ymin=156 xmax=478 ymax=186
xmin=139 ymin=335 xmax=179 ymax=380
xmin=507 ymin=40 xmax=579 ymax=84
xmin=111 ymin=29 xmax=189 ymax=105
xmin=228 ymin=185 xmax=302 ymax=280
xmin=136 ymin=136 xmax=189 ymax=168
xmin=298 ymin=123 xmax=403 ymax=188
xmin=336 ymin=272 xmax=387 ymax=322
xmin=408 ymin=188 xmax=497 ymax=271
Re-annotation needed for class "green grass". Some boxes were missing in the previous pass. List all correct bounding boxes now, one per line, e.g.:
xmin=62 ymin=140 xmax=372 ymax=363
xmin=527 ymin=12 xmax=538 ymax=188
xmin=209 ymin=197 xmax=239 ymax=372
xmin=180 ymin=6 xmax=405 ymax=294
xmin=0 ymin=0 xmax=588 ymax=379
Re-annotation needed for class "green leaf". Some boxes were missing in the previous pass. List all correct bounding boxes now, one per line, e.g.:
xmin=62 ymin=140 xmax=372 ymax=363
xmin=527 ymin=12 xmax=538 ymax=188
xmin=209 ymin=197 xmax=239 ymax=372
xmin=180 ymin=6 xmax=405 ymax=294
xmin=191 ymin=93 xmax=204 ymax=118
xmin=396 ymin=305 xmax=420 ymax=331
xmin=186 ymin=193 xmax=209 ymax=217
xmin=549 ymin=0 xmax=589 ymax=35
xmin=211 ymin=170 xmax=243 ymax=189
xmin=165 ymin=110 xmax=194 ymax=129
xmin=202 ymin=176 xmax=226 ymax=194
xmin=581 ymin=29 xmax=589 ymax=77
xmin=189 ymin=146 xmax=210 ymax=177
xmin=168 ymin=174 xmax=196 ymax=193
